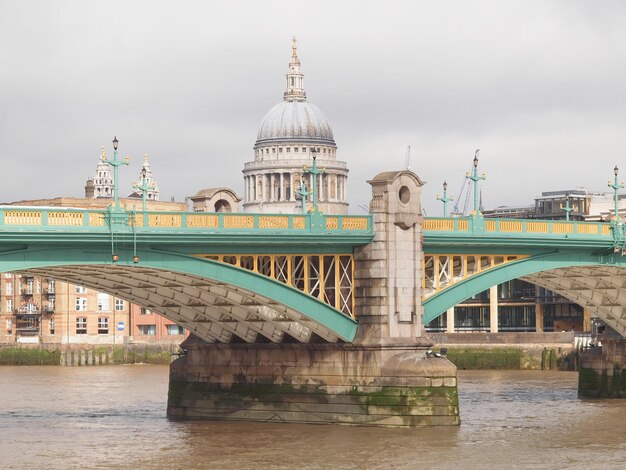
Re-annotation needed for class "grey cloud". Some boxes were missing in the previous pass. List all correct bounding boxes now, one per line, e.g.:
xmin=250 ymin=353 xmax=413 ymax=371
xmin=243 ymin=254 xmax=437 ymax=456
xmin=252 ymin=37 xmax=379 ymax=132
xmin=1 ymin=0 xmax=625 ymax=215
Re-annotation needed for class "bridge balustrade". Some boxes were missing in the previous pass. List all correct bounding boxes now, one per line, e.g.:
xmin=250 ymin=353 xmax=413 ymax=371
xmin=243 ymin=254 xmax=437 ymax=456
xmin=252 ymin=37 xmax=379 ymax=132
xmin=0 ymin=207 xmax=372 ymax=235
xmin=423 ymin=217 xmax=612 ymax=238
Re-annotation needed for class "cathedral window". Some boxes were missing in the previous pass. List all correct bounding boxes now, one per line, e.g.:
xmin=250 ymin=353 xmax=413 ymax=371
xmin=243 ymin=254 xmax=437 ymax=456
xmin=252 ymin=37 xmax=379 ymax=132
xmin=294 ymin=147 xmax=299 ymax=153
xmin=279 ymin=147 xmax=283 ymax=153
xmin=286 ymin=147 xmax=291 ymax=153
xmin=323 ymin=148 xmax=327 ymax=154
xmin=302 ymin=147 xmax=306 ymax=152
xmin=272 ymin=148 xmax=275 ymax=153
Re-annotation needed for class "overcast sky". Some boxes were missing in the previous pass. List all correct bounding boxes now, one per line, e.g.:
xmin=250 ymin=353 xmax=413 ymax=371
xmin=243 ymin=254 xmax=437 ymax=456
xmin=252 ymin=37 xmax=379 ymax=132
xmin=1 ymin=0 xmax=626 ymax=215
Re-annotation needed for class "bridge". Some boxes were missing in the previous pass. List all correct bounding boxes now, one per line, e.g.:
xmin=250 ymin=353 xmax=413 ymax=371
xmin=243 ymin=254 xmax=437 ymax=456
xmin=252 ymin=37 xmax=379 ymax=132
xmin=1 ymin=169 xmax=624 ymax=425
xmin=422 ymin=216 xmax=626 ymax=337
xmin=0 ymin=206 xmax=372 ymax=344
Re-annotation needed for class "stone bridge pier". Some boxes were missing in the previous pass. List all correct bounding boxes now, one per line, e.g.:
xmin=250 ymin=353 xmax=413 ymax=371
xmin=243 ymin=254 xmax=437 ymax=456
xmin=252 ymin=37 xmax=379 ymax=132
xmin=579 ymin=339 xmax=626 ymax=398
xmin=167 ymin=170 xmax=459 ymax=426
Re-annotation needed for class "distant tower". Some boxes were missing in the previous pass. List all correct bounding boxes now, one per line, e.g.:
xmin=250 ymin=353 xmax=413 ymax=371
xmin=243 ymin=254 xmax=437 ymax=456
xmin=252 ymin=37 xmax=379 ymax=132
xmin=242 ymin=37 xmax=349 ymax=214
xmin=86 ymin=146 xmax=114 ymax=198
xmin=138 ymin=154 xmax=160 ymax=201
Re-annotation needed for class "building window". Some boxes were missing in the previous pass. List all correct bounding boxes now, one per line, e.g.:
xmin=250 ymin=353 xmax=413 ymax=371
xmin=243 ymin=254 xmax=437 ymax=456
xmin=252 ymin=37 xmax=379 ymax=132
xmin=286 ymin=147 xmax=291 ymax=153
xmin=6 ymin=282 xmax=12 ymax=295
xmin=140 ymin=308 xmax=153 ymax=315
xmin=97 ymin=317 xmax=109 ymax=334
xmin=138 ymin=325 xmax=156 ymax=335
xmin=75 ymin=285 xmax=87 ymax=294
xmin=115 ymin=299 xmax=124 ymax=311
xmin=75 ymin=297 xmax=87 ymax=311
xmin=272 ymin=148 xmax=275 ymax=153
xmin=294 ymin=147 xmax=299 ymax=153
xmin=49 ymin=319 xmax=55 ymax=335
xmin=97 ymin=292 xmax=109 ymax=311
xmin=6 ymin=299 xmax=12 ymax=314
xmin=6 ymin=319 xmax=12 ymax=334
xmin=302 ymin=147 xmax=306 ymax=152
xmin=76 ymin=317 xmax=87 ymax=335
xmin=166 ymin=324 xmax=185 ymax=335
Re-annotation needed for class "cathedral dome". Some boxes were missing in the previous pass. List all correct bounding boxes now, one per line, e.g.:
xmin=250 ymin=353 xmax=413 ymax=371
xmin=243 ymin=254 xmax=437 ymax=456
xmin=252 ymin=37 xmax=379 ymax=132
xmin=256 ymin=100 xmax=335 ymax=145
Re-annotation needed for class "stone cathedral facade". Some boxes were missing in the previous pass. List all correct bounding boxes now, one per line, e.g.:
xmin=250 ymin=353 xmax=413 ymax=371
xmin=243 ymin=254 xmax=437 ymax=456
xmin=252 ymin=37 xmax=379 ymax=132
xmin=242 ymin=38 xmax=349 ymax=215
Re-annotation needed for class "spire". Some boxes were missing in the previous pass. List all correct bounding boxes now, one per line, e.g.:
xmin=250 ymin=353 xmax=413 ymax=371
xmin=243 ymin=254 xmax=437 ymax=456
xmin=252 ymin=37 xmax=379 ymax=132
xmin=284 ymin=36 xmax=306 ymax=101
xmin=137 ymin=153 xmax=160 ymax=201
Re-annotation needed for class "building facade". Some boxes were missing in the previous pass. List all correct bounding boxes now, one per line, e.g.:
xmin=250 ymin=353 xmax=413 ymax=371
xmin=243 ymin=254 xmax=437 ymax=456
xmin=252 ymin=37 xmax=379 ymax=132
xmin=242 ymin=38 xmax=349 ymax=215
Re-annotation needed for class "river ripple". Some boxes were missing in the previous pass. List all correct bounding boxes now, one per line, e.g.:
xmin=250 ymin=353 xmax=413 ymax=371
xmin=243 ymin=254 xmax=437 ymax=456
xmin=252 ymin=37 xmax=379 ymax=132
xmin=0 ymin=367 xmax=624 ymax=469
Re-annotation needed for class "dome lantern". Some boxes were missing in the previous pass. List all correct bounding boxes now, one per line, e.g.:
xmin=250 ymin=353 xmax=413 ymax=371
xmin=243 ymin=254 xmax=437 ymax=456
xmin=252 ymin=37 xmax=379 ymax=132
xmin=284 ymin=36 xmax=306 ymax=102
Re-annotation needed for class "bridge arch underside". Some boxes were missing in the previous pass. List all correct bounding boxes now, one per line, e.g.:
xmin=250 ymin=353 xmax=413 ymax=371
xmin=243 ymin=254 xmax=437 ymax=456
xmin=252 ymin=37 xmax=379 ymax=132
xmin=1 ymin=248 xmax=357 ymax=344
xmin=423 ymin=252 xmax=626 ymax=336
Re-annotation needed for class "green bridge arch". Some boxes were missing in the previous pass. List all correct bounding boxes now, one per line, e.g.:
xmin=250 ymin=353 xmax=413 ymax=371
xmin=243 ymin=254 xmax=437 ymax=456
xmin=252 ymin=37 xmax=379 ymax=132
xmin=0 ymin=246 xmax=358 ymax=343
xmin=423 ymin=250 xmax=626 ymax=336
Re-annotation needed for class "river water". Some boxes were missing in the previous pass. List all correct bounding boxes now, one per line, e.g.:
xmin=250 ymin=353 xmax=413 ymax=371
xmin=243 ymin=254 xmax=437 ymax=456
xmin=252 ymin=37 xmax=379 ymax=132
xmin=0 ymin=366 xmax=624 ymax=469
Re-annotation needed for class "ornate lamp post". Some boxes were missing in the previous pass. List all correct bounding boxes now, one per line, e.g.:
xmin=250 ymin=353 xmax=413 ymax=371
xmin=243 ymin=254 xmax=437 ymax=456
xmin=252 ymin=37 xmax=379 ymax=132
xmin=132 ymin=157 xmax=155 ymax=212
xmin=465 ymin=149 xmax=486 ymax=217
xmin=101 ymin=136 xmax=129 ymax=211
xmin=560 ymin=194 xmax=573 ymax=222
xmin=608 ymin=165 xmax=624 ymax=221
xmin=304 ymin=149 xmax=325 ymax=213
xmin=295 ymin=179 xmax=310 ymax=214
xmin=436 ymin=181 xmax=453 ymax=217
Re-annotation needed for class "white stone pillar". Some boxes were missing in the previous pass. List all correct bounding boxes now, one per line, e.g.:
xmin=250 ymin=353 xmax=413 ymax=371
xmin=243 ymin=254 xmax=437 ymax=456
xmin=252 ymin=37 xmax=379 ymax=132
xmin=489 ymin=285 xmax=499 ymax=333
xmin=254 ymin=175 xmax=259 ymax=201
xmin=270 ymin=174 xmax=275 ymax=201
xmin=280 ymin=173 xmax=285 ymax=201
xmin=261 ymin=174 xmax=266 ymax=202
xmin=327 ymin=172 xmax=331 ymax=201
xmin=446 ymin=307 xmax=455 ymax=333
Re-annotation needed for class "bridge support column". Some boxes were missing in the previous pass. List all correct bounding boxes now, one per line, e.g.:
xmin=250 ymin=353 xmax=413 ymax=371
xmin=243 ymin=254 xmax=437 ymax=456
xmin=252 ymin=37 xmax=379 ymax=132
xmin=446 ymin=307 xmax=455 ymax=333
xmin=167 ymin=170 xmax=459 ymax=426
xmin=579 ymin=339 xmax=626 ymax=398
xmin=583 ymin=308 xmax=591 ymax=332
xmin=535 ymin=303 xmax=544 ymax=332
xmin=489 ymin=285 xmax=498 ymax=333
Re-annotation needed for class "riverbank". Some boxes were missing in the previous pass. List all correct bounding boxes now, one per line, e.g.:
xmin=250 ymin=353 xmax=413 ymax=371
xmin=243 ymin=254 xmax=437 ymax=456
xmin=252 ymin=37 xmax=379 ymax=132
xmin=430 ymin=332 xmax=580 ymax=370
xmin=0 ymin=343 xmax=178 ymax=365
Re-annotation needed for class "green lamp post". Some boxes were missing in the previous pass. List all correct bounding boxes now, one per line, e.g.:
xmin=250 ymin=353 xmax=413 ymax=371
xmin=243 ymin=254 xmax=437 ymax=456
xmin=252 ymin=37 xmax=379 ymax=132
xmin=466 ymin=149 xmax=486 ymax=217
xmin=295 ymin=180 xmax=310 ymax=214
xmin=101 ymin=136 xmax=129 ymax=211
xmin=304 ymin=149 xmax=325 ymax=213
xmin=560 ymin=194 xmax=573 ymax=222
xmin=608 ymin=165 xmax=624 ymax=221
xmin=436 ymin=180 xmax=454 ymax=217
xmin=132 ymin=157 xmax=155 ymax=212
